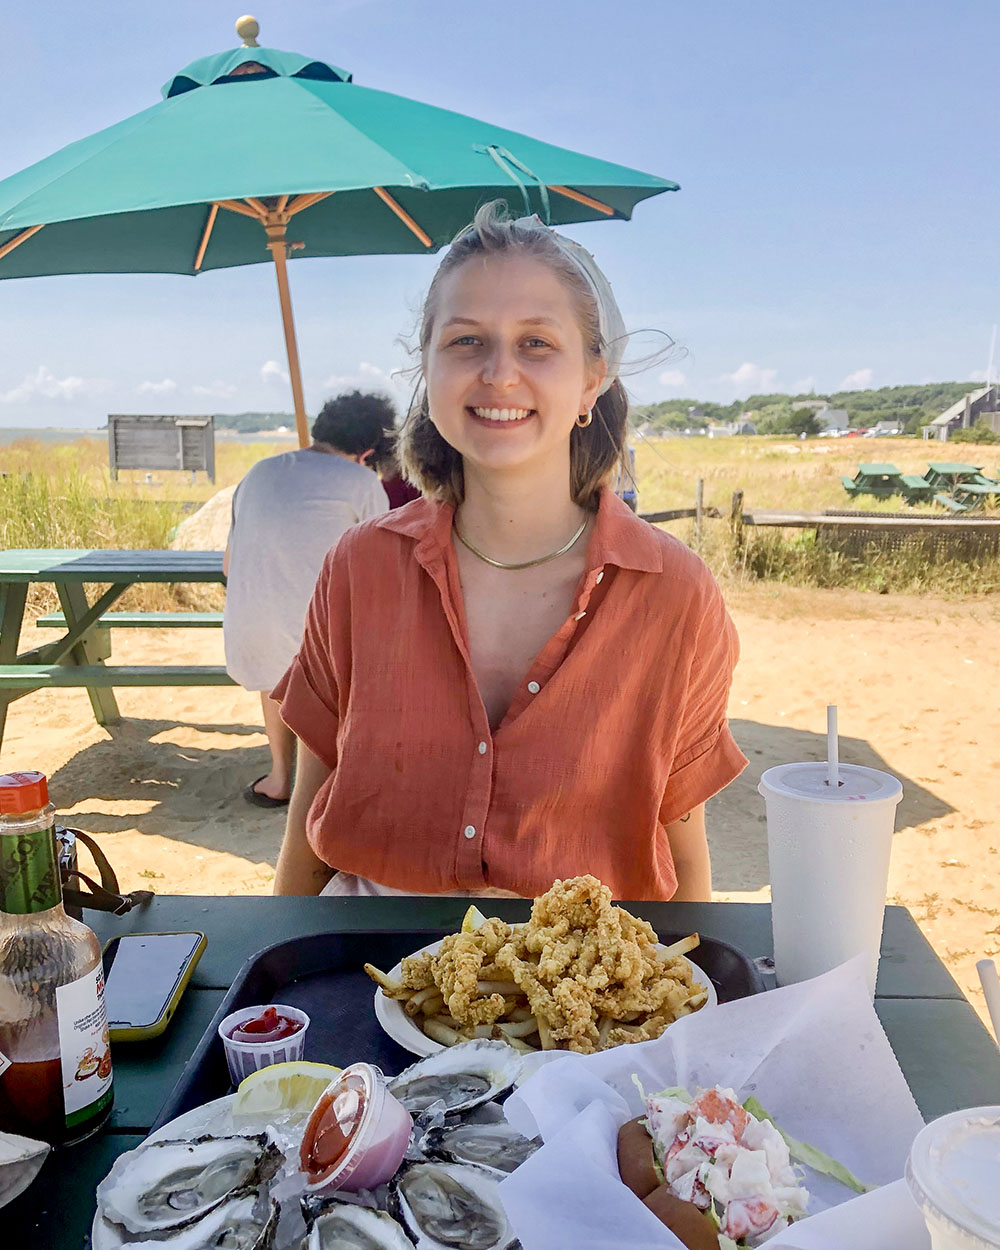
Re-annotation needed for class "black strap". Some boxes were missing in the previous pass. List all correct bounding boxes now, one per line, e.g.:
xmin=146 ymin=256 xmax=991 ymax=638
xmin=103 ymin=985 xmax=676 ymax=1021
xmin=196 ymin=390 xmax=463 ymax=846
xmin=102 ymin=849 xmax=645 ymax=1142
xmin=61 ymin=828 xmax=154 ymax=915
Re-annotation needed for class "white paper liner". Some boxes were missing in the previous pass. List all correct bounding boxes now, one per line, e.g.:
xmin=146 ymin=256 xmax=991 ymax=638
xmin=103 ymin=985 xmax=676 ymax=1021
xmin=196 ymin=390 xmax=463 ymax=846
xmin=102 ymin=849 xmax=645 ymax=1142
xmin=500 ymin=957 xmax=928 ymax=1249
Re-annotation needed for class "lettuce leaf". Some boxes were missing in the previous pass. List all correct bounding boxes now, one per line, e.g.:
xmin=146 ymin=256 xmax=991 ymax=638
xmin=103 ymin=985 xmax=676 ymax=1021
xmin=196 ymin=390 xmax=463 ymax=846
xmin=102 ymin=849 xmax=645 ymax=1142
xmin=742 ymin=1096 xmax=872 ymax=1194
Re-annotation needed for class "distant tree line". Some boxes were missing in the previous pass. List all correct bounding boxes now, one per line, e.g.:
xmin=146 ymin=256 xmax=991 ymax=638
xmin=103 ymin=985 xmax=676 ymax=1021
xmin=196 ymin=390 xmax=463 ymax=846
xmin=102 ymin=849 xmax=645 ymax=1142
xmin=632 ymin=381 xmax=979 ymax=437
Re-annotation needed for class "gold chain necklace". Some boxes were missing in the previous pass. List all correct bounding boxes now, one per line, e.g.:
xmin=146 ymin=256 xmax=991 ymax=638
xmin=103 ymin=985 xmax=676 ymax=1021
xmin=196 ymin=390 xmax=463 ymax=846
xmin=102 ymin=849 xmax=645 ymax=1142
xmin=453 ymin=516 xmax=589 ymax=570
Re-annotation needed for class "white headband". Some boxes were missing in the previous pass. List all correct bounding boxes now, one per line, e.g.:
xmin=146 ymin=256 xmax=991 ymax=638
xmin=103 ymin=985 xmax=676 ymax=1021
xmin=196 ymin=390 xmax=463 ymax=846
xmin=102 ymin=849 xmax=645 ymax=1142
xmin=511 ymin=216 xmax=627 ymax=396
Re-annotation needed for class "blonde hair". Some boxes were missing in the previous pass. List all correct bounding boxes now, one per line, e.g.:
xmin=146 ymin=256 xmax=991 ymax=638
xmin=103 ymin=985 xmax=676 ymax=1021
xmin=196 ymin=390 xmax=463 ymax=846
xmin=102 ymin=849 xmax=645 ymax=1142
xmin=397 ymin=202 xmax=628 ymax=509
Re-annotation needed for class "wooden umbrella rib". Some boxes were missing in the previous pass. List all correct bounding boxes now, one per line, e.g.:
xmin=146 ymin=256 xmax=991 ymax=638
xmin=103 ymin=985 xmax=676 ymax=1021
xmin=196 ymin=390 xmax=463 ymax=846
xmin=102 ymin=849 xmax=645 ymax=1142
xmin=244 ymin=196 xmax=270 ymax=217
xmin=0 ymin=223 xmax=44 ymax=262
xmin=286 ymin=191 xmax=333 ymax=217
xmin=193 ymin=203 xmax=219 ymax=272
xmin=373 ymin=187 xmax=432 ymax=247
xmin=549 ymin=185 xmax=615 ymax=216
xmin=216 ymin=199 xmax=264 ymax=220
xmin=276 ymin=194 xmax=290 ymax=214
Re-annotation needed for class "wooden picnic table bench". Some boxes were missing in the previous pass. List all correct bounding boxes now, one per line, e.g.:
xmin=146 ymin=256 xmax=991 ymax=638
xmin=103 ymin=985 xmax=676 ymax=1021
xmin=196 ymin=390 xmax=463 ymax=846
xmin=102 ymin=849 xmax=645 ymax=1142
xmin=0 ymin=548 xmax=232 ymax=750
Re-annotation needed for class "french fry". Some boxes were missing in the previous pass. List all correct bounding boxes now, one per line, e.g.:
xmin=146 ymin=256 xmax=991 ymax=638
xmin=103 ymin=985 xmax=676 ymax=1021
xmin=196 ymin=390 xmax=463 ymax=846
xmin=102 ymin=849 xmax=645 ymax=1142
xmin=657 ymin=933 xmax=700 ymax=960
xmin=423 ymin=1017 xmax=464 ymax=1046
xmin=364 ymin=962 xmax=410 ymax=998
xmin=476 ymin=980 xmax=521 ymax=995
xmin=495 ymin=1016 xmax=539 ymax=1039
xmin=404 ymin=985 xmax=443 ymax=1015
xmin=418 ymin=994 xmax=445 ymax=1017
xmin=536 ymin=1015 xmax=555 ymax=1051
xmin=597 ymin=1015 xmax=614 ymax=1047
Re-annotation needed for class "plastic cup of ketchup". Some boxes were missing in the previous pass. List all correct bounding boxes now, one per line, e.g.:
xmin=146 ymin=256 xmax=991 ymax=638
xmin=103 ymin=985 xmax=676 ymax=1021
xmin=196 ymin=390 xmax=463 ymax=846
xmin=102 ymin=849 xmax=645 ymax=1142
xmin=299 ymin=1062 xmax=413 ymax=1195
xmin=217 ymin=1003 xmax=310 ymax=1085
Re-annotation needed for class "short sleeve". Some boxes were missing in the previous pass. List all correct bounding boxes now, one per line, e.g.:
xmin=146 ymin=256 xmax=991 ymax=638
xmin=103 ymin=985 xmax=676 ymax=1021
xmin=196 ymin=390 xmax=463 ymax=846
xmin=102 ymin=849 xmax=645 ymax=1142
xmin=659 ymin=583 xmax=747 ymax=824
xmin=271 ymin=551 xmax=343 ymax=770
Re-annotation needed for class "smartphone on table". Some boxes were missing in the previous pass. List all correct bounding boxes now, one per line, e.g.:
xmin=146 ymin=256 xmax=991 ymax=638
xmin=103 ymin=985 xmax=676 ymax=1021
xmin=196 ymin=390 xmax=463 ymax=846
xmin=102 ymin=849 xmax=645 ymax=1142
xmin=102 ymin=931 xmax=207 ymax=1042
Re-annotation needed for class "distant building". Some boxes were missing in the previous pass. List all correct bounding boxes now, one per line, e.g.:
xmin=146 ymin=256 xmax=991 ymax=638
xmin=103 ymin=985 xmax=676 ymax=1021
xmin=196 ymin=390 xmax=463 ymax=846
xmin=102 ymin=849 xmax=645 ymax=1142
xmin=793 ymin=399 xmax=831 ymax=413
xmin=872 ymin=419 xmax=904 ymax=436
xmin=923 ymin=384 xmax=1000 ymax=441
xmin=708 ymin=418 xmax=757 ymax=438
xmin=814 ymin=405 xmax=850 ymax=432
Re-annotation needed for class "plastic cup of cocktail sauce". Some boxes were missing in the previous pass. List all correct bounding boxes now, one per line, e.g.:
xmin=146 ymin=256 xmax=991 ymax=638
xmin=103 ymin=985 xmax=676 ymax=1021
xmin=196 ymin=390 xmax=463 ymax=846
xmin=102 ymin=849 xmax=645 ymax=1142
xmin=906 ymin=1106 xmax=1000 ymax=1249
xmin=299 ymin=1062 xmax=413 ymax=1195
xmin=217 ymin=1003 xmax=310 ymax=1085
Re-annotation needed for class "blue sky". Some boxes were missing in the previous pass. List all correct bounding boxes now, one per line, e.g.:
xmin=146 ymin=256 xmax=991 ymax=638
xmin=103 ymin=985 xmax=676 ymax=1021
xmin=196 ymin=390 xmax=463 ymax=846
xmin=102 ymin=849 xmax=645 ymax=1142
xmin=2 ymin=1 xmax=998 ymax=428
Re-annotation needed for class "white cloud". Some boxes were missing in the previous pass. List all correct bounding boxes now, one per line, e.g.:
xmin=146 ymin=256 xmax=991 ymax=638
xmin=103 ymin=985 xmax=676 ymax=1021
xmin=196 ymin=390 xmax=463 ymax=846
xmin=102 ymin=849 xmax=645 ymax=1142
xmin=321 ymin=362 xmax=396 ymax=393
xmin=0 ymin=365 xmax=109 ymax=404
xmin=137 ymin=378 xmax=177 ymax=395
xmin=260 ymin=360 xmax=289 ymax=386
xmin=719 ymin=362 xmax=778 ymax=395
xmin=191 ymin=381 xmax=238 ymax=398
xmin=839 ymin=368 xmax=874 ymax=390
xmin=658 ymin=369 xmax=687 ymax=388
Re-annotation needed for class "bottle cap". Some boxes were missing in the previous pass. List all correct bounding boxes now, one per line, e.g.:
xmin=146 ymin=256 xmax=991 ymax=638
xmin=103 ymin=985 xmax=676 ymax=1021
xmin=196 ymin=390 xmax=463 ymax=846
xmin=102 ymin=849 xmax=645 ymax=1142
xmin=0 ymin=771 xmax=50 ymax=815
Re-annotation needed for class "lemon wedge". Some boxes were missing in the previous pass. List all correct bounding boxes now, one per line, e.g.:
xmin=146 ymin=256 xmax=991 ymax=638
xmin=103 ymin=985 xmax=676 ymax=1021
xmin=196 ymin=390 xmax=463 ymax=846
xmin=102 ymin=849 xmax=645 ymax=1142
xmin=231 ymin=1060 xmax=341 ymax=1123
xmin=461 ymin=904 xmax=490 ymax=933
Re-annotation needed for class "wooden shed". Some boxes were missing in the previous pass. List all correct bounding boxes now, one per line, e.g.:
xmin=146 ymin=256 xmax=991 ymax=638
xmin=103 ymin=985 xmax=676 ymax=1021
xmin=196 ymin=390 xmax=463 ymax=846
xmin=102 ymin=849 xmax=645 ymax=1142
xmin=107 ymin=414 xmax=215 ymax=482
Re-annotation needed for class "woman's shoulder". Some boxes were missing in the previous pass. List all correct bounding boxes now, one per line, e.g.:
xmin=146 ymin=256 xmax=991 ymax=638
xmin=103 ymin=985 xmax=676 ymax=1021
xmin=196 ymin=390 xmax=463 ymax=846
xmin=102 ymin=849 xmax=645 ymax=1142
xmin=320 ymin=496 xmax=441 ymax=568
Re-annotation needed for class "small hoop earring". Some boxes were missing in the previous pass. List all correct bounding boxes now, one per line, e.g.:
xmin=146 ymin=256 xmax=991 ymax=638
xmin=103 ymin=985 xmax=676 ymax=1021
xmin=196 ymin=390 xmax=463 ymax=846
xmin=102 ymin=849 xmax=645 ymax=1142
xmin=576 ymin=409 xmax=593 ymax=428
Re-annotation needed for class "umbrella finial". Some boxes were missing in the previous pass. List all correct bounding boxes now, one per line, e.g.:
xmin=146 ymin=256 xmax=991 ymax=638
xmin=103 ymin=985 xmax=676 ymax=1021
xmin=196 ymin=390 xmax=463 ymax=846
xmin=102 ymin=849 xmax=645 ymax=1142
xmin=236 ymin=15 xmax=260 ymax=47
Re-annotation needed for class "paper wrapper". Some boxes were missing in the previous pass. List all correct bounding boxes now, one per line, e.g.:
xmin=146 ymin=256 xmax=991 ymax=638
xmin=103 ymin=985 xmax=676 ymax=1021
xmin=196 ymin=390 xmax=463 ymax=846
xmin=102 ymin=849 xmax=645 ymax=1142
xmin=500 ymin=958 xmax=928 ymax=1249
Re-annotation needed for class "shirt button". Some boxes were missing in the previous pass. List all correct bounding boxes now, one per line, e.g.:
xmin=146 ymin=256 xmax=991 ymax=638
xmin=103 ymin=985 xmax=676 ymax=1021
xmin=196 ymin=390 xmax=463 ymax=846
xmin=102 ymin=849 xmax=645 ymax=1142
xmin=464 ymin=825 xmax=477 ymax=839
xmin=478 ymin=741 xmax=488 ymax=754
xmin=595 ymin=570 xmax=605 ymax=584
xmin=527 ymin=680 xmax=540 ymax=694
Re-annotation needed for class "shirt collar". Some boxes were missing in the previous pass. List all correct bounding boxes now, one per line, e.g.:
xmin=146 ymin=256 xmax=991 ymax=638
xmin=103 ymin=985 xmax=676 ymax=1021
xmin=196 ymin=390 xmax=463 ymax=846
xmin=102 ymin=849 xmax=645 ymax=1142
xmin=375 ymin=488 xmax=664 ymax=574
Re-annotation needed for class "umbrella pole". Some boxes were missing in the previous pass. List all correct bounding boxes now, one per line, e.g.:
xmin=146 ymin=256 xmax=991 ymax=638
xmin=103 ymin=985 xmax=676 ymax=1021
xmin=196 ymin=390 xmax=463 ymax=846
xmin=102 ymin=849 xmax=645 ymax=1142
xmin=265 ymin=221 xmax=310 ymax=448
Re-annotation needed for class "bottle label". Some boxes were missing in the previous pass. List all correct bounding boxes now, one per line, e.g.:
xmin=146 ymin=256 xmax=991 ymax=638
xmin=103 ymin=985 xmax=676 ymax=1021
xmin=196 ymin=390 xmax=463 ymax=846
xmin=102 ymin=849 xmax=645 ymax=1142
xmin=55 ymin=964 xmax=113 ymax=1129
xmin=0 ymin=1049 xmax=10 ymax=1079
xmin=0 ymin=825 xmax=61 ymax=914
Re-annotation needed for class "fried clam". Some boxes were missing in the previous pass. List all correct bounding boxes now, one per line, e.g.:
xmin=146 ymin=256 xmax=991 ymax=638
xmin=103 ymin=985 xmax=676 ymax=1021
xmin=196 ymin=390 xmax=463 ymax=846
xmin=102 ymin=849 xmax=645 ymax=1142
xmin=298 ymin=1199 xmax=413 ymax=1249
xmin=106 ymin=1188 xmax=279 ymax=1250
xmin=387 ymin=1040 xmax=522 ymax=1118
xmin=419 ymin=1121 xmax=540 ymax=1180
xmin=95 ymin=1133 xmax=283 ymax=1235
xmin=388 ymin=1161 xmax=518 ymax=1250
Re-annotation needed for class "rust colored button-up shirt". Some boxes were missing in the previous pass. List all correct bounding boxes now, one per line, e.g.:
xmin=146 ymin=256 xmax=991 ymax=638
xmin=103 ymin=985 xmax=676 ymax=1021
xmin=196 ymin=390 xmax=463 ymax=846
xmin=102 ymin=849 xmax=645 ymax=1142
xmin=272 ymin=489 xmax=746 ymax=900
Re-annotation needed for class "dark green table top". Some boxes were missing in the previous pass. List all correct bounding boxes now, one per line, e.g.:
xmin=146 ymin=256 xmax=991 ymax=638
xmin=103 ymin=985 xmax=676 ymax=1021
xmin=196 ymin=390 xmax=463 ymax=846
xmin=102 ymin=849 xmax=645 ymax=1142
xmin=0 ymin=549 xmax=225 ymax=583
xmin=9 ymin=897 xmax=1000 ymax=1249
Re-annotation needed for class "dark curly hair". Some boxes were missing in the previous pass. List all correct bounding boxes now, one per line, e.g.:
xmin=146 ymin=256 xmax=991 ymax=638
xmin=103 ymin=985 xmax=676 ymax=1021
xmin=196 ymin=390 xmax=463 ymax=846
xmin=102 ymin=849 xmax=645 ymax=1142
xmin=312 ymin=390 xmax=396 ymax=457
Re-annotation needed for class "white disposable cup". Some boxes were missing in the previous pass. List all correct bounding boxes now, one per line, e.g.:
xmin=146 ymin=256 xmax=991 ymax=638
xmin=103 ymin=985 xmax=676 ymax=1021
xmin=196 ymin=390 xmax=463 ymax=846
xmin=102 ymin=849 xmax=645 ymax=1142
xmin=217 ymin=1003 xmax=310 ymax=1086
xmin=759 ymin=762 xmax=902 ymax=998
xmin=906 ymin=1106 xmax=1000 ymax=1248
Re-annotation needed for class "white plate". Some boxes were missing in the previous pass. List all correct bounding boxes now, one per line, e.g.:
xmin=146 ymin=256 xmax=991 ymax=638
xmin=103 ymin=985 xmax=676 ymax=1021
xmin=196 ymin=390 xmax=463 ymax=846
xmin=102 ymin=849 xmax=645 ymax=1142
xmin=374 ymin=936 xmax=718 ymax=1059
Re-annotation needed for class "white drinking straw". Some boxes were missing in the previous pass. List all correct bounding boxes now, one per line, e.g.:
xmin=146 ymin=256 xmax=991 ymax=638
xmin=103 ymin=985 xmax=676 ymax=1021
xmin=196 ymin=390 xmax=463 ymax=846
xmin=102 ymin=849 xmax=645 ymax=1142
xmin=976 ymin=959 xmax=1000 ymax=1047
xmin=826 ymin=704 xmax=840 ymax=788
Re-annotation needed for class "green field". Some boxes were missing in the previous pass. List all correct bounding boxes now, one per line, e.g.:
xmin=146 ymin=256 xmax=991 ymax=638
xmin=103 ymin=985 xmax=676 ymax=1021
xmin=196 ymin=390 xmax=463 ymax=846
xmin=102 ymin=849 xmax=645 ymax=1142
xmin=2 ymin=431 xmax=999 ymax=610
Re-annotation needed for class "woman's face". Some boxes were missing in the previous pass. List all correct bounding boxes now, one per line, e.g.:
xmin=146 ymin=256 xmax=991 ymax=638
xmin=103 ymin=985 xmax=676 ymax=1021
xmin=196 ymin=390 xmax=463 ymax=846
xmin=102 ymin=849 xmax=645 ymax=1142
xmin=423 ymin=252 xmax=605 ymax=483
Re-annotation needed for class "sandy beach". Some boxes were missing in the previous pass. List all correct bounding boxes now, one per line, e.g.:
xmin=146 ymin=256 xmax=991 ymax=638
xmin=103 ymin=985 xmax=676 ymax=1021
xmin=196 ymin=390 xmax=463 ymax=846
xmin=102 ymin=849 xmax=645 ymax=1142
xmin=3 ymin=582 xmax=998 ymax=1028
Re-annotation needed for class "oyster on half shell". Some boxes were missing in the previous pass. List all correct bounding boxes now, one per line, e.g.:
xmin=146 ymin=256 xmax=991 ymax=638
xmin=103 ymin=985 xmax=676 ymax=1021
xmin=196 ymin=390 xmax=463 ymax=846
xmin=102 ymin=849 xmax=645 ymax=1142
xmin=0 ymin=1130 xmax=49 ymax=1209
xmin=95 ymin=1134 xmax=284 ymax=1235
xmin=420 ymin=1120 xmax=540 ymax=1179
xmin=389 ymin=1161 xmax=518 ymax=1250
xmin=301 ymin=1202 xmax=413 ymax=1249
xmin=387 ymin=1040 xmax=522 ymax=1117
xmin=120 ymin=1188 xmax=278 ymax=1250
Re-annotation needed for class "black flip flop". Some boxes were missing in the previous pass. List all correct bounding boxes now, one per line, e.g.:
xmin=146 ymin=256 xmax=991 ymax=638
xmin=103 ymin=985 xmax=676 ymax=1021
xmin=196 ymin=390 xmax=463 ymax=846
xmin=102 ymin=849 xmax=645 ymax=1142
xmin=243 ymin=776 xmax=290 ymax=809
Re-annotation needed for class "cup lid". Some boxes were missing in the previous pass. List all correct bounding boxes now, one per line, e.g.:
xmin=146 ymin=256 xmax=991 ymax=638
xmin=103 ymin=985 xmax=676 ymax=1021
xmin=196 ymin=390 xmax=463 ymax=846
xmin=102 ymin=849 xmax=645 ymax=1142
xmin=906 ymin=1106 xmax=1000 ymax=1245
xmin=759 ymin=762 xmax=902 ymax=805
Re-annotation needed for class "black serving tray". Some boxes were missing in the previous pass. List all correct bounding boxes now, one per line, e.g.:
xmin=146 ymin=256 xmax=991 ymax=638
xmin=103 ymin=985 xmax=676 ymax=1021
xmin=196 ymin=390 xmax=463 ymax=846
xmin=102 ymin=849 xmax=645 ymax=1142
xmin=151 ymin=928 xmax=764 ymax=1132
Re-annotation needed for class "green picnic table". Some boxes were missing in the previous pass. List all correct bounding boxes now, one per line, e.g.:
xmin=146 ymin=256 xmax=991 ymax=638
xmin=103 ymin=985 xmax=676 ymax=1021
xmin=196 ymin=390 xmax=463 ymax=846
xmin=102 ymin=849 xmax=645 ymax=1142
xmin=7 ymin=896 xmax=999 ymax=1248
xmin=924 ymin=462 xmax=998 ymax=489
xmin=840 ymin=463 xmax=907 ymax=499
xmin=0 ymin=548 xmax=232 ymax=750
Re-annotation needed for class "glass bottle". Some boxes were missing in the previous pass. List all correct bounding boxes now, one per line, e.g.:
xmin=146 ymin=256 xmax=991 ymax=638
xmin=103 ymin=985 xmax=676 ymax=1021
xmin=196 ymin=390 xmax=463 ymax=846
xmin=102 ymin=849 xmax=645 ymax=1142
xmin=0 ymin=771 xmax=113 ymax=1146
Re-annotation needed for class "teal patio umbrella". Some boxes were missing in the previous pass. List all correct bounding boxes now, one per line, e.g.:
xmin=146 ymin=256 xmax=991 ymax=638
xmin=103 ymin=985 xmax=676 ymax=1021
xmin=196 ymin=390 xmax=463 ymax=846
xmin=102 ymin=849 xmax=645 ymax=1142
xmin=0 ymin=17 xmax=677 ymax=446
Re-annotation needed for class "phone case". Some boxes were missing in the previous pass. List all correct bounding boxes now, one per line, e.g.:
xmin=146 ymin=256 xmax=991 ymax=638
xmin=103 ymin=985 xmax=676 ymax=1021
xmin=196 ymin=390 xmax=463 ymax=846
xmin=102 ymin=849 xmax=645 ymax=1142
xmin=103 ymin=931 xmax=207 ymax=1042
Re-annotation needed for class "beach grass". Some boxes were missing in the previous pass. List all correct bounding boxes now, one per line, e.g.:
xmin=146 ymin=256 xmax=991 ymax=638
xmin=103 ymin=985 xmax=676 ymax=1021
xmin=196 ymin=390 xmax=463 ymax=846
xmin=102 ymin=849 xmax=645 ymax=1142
xmin=3 ymin=430 xmax=999 ymax=613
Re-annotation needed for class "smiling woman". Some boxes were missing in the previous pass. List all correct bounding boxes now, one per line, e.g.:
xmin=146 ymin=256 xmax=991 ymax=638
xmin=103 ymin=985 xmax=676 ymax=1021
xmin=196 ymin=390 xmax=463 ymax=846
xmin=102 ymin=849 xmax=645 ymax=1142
xmin=270 ymin=203 xmax=747 ymax=902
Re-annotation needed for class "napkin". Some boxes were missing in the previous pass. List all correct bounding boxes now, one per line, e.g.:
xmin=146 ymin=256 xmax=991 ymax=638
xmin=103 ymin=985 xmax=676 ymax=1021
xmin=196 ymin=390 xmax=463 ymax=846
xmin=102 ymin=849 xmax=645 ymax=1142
xmin=500 ymin=957 xmax=926 ymax=1250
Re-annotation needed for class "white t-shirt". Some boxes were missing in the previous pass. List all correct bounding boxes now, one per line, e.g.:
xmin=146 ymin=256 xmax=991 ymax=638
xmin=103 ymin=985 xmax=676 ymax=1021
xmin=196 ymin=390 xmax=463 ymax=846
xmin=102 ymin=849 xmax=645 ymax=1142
xmin=223 ymin=447 xmax=388 ymax=691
